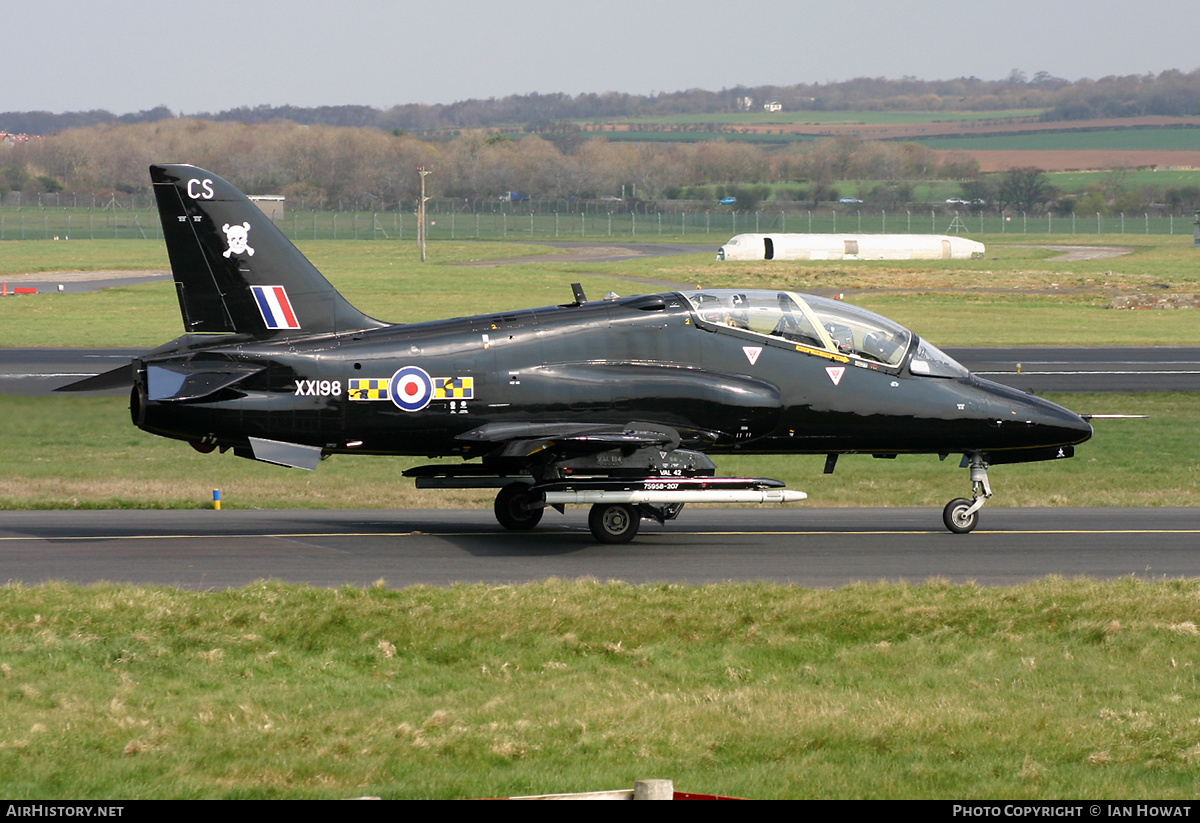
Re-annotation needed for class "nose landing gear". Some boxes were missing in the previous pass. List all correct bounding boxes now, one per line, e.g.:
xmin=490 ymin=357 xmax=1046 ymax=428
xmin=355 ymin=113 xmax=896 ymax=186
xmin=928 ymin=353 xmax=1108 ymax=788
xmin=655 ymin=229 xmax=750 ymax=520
xmin=943 ymin=454 xmax=991 ymax=534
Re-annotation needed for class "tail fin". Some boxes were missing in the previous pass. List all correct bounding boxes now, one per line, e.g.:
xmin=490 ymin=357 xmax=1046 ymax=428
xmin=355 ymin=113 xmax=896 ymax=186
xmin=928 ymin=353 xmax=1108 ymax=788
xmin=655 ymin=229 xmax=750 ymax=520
xmin=150 ymin=164 xmax=386 ymax=337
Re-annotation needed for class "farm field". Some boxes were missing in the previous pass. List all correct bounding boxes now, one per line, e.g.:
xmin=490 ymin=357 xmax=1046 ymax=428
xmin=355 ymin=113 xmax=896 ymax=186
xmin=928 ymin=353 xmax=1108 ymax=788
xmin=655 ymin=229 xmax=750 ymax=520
xmin=598 ymin=109 xmax=1046 ymax=127
xmin=963 ymin=150 xmax=1200 ymax=173
xmin=572 ymin=111 xmax=1200 ymax=142
xmin=915 ymin=128 xmax=1200 ymax=152
xmin=556 ymin=110 xmax=1200 ymax=172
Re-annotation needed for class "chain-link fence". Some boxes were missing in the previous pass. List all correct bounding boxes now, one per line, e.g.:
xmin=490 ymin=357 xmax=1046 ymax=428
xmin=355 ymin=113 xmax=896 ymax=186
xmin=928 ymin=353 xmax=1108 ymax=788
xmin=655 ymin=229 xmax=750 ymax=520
xmin=1 ymin=200 xmax=1194 ymax=242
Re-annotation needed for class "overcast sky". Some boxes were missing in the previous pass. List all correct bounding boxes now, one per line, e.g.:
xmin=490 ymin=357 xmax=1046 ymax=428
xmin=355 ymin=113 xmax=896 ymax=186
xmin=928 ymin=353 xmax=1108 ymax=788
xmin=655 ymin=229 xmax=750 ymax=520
xmin=8 ymin=0 xmax=1200 ymax=114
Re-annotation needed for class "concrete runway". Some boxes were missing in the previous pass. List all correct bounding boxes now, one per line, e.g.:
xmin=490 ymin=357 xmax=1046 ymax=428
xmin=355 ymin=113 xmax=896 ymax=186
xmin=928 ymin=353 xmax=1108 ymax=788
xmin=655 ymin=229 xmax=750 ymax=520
xmin=2 ymin=507 xmax=1198 ymax=589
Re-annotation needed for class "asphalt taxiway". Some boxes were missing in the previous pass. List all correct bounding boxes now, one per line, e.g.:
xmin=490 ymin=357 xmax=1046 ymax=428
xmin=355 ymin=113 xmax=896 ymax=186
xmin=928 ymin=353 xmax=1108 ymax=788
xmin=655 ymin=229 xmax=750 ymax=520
xmin=2 ymin=507 xmax=1198 ymax=589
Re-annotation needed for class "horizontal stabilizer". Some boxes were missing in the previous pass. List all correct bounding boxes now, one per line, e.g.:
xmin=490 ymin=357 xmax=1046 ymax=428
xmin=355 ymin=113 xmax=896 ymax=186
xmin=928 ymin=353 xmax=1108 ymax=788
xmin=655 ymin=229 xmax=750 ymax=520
xmin=55 ymin=362 xmax=134 ymax=392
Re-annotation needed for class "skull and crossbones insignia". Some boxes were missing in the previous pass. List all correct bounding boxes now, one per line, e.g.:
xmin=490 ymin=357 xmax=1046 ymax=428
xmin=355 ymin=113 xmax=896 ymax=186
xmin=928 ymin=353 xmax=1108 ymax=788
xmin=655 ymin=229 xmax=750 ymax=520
xmin=222 ymin=222 xmax=255 ymax=258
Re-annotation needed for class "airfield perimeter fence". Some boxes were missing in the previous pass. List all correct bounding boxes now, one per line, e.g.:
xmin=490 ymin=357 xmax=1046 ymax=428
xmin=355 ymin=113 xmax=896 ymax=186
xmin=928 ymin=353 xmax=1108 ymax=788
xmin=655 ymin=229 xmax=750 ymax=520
xmin=1 ymin=194 xmax=1197 ymax=242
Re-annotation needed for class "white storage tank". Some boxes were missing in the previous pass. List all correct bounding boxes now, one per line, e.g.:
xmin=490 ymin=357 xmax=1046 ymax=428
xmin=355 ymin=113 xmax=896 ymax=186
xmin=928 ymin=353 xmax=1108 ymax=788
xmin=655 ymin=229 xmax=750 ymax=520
xmin=717 ymin=233 xmax=985 ymax=261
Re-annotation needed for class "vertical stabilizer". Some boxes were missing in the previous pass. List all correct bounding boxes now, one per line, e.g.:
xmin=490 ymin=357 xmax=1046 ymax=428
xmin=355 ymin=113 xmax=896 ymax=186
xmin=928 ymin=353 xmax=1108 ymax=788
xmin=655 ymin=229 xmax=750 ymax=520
xmin=150 ymin=164 xmax=386 ymax=337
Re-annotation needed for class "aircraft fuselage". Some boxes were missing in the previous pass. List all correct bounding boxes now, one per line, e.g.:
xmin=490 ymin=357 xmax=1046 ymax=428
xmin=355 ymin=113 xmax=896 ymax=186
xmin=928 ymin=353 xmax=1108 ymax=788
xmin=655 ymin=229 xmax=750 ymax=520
xmin=133 ymin=291 xmax=1090 ymax=463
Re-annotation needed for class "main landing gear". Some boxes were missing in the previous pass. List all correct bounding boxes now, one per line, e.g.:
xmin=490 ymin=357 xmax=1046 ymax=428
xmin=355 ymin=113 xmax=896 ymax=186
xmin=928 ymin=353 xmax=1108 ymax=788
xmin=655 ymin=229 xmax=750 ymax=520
xmin=588 ymin=503 xmax=640 ymax=544
xmin=942 ymin=454 xmax=992 ymax=534
xmin=410 ymin=451 xmax=804 ymax=546
xmin=493 ymin=483 xmax=544 ymax=531
xmin=492 ymin=483 xmax=682 ymax=545
xmin=583 ymin=501 xmax=686 ymax=544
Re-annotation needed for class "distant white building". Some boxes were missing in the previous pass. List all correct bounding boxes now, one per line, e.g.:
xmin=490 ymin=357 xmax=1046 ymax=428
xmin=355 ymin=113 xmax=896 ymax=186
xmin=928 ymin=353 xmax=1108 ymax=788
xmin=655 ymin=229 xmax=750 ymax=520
xmin=763 ymin=101 xmax=782 ymax=112
xmin=248 ymin=195 xmax=285 ymax=221
xmin=717 ymin=233 xmax=985 ymax=261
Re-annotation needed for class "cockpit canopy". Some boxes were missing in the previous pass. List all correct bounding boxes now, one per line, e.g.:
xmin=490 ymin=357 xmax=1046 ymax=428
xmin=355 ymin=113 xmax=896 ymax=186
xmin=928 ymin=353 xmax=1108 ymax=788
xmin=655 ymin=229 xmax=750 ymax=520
xmin=683 ymin=289 xmax=969 ymax=378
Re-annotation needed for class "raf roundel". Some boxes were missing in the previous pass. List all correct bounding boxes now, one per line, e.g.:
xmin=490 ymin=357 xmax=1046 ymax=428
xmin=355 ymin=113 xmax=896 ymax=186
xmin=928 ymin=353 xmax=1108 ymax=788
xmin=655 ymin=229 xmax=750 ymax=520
xmin=390 ymin=366 xmax=433 ymax=412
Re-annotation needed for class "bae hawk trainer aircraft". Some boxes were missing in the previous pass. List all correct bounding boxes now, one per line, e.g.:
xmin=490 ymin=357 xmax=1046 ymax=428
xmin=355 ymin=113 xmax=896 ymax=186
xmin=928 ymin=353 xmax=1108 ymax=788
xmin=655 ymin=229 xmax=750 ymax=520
xmin=65 ymin=165 xmax=1093 ymax=543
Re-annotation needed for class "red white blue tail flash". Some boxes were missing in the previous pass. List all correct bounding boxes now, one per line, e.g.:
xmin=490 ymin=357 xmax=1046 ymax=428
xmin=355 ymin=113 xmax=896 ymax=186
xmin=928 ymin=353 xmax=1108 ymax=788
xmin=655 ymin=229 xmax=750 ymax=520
xmin=251 ymin=285 xmax=301 ymax=330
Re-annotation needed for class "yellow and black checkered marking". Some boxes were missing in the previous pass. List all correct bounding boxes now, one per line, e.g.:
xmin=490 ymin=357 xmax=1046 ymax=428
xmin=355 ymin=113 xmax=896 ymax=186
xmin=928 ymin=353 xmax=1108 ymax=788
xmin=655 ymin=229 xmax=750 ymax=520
xmin=434 ymin=377 xmax=474 ymax=400
xmin=349 ymin=378 xmax=390 ymax=401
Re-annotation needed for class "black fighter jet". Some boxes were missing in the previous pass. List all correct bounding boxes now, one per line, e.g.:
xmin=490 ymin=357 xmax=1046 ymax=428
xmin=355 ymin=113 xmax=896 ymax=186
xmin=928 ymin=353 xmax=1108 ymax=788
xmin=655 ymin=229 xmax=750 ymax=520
xmin=72 ymin=165 xmax=1093 ymax=543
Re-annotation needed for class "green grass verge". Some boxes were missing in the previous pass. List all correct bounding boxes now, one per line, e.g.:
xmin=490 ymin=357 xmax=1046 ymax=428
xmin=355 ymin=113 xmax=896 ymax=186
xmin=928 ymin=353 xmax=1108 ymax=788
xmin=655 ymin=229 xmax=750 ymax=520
xmin=0 ymin=239 xmax=169 ymax=273
xmin=3 ymin=235 xmax=1200 ymax=348
xmin=0 ymin=393 xmax=1190 ymax=510
xmin=4 ymin=577 xmax=1200 ymax=798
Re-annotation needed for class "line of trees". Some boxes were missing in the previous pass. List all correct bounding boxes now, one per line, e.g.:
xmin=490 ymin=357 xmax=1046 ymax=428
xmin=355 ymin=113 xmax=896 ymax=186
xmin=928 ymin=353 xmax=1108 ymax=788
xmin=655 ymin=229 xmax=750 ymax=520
xmin=0 ymin=120 xmax=981 ymax=208
xmin=4 ymin=120 xmax=1197 ymax=217
xmin=6 ymin=70 xmax=1200 ymax=138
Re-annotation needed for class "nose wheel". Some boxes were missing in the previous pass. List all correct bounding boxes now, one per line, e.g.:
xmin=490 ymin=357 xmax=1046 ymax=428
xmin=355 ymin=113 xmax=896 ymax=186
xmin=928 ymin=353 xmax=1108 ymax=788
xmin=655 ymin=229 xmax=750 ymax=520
xmin=943 ymin=454 xmax=991 ymax=534
xmin=943 ymin=498 xmax=979 ymax=534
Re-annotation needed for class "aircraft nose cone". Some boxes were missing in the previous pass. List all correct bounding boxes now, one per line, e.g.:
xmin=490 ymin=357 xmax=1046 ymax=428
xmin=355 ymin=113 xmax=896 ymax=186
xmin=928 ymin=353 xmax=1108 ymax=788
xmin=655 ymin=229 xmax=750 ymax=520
xmin=1034 ymin=401 xmax=1093 ymax=444
xmin=992 ymin=386 xmax=1092 ymax=446
xmin=971 ymin=377 xmax=1092 ymax=449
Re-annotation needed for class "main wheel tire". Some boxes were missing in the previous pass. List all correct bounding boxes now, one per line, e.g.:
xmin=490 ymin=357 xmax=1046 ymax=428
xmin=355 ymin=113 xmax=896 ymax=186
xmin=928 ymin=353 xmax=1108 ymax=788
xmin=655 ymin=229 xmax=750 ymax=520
xmin=588 ymin=503 xmax=640 ymax=544
xmin=494 ymin=483 xmax=544 ymax=531
xmin=943 ymin=497 xmax=979 ymax=534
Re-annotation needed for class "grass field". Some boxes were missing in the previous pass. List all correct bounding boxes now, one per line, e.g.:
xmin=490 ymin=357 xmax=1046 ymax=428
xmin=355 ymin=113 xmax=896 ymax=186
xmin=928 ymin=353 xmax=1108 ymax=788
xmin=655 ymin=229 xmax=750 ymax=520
xmin=6 ymin=577 xmax=1200 ymax=798
xmin=4 ymin=235 xmax=1200 ymax=348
